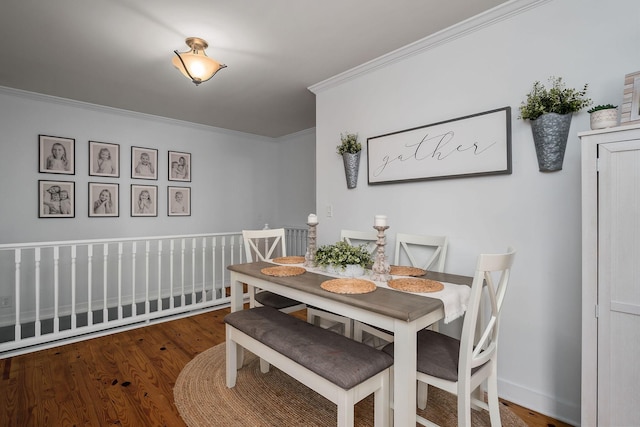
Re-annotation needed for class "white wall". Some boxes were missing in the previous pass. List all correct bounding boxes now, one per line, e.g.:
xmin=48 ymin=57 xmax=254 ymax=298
xmin=311 ymin=0 xmax=640 ymax=423
xmin=0 ymin=88 xmax=316 ymax=244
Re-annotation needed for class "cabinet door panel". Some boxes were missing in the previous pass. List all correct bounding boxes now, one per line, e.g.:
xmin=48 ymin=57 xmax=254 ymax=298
xmin=598 ymin=140 xmax=640 ymax=426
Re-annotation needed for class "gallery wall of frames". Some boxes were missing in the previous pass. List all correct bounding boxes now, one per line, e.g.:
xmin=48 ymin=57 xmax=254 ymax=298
xmin=38 ymin=135 xmax=192 ymax=218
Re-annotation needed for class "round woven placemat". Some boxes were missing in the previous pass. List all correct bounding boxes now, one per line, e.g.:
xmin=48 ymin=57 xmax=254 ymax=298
xmin=388 ymin=278 xmax=444 ymax=293
xmin=260 ymin=266 xmax=306 ymax=277
xmin=389 ymin=265 xmax=426 ymax=276
xmin=320 ymin=278 xmax=376 ymax=294
xmin=174 ymin=343 xmax=527 ymax=427
xmin=272 ymin=256 xmax=306 ymax=264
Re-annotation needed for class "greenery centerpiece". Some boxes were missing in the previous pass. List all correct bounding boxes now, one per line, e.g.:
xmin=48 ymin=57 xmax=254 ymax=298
xmin=519 ymin=76 xmax=591 ymax=172
xmin=337 ymin=132 xmax=362 ymax=189
xmin=315 ymin=241 xmax=372 ymax=277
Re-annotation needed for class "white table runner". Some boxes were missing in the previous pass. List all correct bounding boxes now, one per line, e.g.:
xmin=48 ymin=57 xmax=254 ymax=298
xmin=270 ymin=260 xmax=470 ymax=324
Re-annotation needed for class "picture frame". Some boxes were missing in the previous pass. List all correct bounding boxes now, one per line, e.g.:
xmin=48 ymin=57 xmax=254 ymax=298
xmin=39 ymin=180 xmax=75 ymax=218
xmin=89 ymin=141 xmax=120 ymax=177
xmin=621 ymin=71 xmax=640 ymax=125
xmin=367 ymin=106 xmax=512 ymax=185
xmin=39 ymin=135 xmax=75 ymax=175
xmin=131 ymin=146 xmax=158 ymax=180
xmin=168 ymin=151 xmax=191 ymax=182
xmin=89 ymin=182 xmax=119 ymax=217
xmin=168 ymin=186 xmax=191 ymax=216
xmin=131 ymin=184 xmax=157 ymax=217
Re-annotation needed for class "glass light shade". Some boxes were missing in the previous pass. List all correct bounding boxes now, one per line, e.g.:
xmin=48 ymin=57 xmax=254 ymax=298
xmin=172 ymin=38 xmax=226 ymax=85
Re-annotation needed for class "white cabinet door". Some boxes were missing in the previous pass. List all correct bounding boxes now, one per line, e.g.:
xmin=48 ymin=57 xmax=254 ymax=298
xmin=597 ymin=140 xmax=640 ymax=426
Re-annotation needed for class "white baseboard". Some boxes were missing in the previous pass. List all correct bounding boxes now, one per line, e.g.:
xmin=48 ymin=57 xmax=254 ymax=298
xmin=498 ymin=377 xmax=580 ymax=426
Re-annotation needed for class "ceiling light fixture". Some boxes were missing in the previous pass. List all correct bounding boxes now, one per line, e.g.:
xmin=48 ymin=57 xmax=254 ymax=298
xmin=172 ymin=37 xmax=226 ymax=86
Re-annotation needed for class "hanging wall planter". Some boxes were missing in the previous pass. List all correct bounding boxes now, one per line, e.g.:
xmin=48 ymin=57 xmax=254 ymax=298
xmin=336 ymin=132 xmax=362 ymax=189
xmin=342 ymin=151 xmax=361 ymax=189
xmin=530 ymin=113 xmax=573 ymax=172
xmin=519 ymin=76 xmax=591 ymax=172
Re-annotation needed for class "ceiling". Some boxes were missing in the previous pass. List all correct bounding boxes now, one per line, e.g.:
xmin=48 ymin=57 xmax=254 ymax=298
xmin=0 ymin=0 xmax=508 ymax=138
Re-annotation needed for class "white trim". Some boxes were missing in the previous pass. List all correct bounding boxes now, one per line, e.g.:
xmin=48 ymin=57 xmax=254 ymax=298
xmin=308 ymin=0 xmax=550 ymax=94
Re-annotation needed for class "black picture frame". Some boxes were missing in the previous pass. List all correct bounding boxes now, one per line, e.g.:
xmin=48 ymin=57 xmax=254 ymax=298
xmin=168 ymin=186 xmax=191 ymax=216
xmin=89 ymin=182 xmax=119 ymax=217
xmin=131 ymin=146 xmax=158 ymax=180
xmin=89 ymin=141 xmax=120 ymax=178
xmin=131 ymin=184 xmax=158 ymax=217
xmin=39 ymin=135 xmax=75 ymax=175
xmin=39 ymin=180 xmax=75 ymax=218
xmin=168 ymin=151 xmax=191 ymax=182
xmin=367 ymin=107 xmax=512 ymax=185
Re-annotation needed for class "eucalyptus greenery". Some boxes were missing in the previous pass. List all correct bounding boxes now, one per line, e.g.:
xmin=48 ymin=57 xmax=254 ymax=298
xmin=519 ymin=76 xmax=592 ymax=120
xmin=314 ymin=241 xmax=372 ymax=268
xmin=336 ymin=132 xmax=361 ymax=155
xmin=587 ymin=104 xmax=617 ymax=113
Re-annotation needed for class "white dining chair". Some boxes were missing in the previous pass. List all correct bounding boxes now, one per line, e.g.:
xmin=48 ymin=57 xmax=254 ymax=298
xmin=242 ymin=229 xmax=306 ymax=313
xmin=382 ymin=248 xmax=516 ymax=427
xmin=353 ymin=232 xmax=449 ymax=347
xmin=306 ymin=229 xmax=379 ymax=337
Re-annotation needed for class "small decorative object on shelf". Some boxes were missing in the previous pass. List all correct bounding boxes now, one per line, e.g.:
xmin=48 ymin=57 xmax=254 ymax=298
xmin=304 ymin=213 xmax=318 ymax=267
xmin=371 ymin=215 xmax=391 ymax=282
xmin=519 ymin=76 xmax=591 ymax=172
xmin=337 ymin=132 xmax=362 ymax=189
xmin=588 ymin=104 xmax=618 ymax=130
xmin=315 ymin=240 xmax=372 ymax=277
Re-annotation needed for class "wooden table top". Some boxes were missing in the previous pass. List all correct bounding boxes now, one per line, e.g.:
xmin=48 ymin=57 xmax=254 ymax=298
xmin=228 ymin=261 xmax=473 ymax=323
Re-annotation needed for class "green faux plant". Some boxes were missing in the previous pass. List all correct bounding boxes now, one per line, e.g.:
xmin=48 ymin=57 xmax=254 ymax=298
xmin=336 ymin=132 xmax=361 ymax=155
xmin=315 ymin=241 xmax=372 ymax=268
xmin=519 ymin=76 xmax=592 ymax=120
xmin=587 ymin=104 xmax=617 ymax=113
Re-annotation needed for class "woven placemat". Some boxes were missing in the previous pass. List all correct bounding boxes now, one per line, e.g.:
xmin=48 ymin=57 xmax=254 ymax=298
xmin=388 ymin=278 xmax=444 ymax=293
xmin=261 ymin=266 xmax=306 ymax=277
xmin=320 ymin=278 xmax=376 ymax=294
xmin=272 ymin=256 xmax=306 ymax=264
xmin=389 ymin=265 xmax=426 ymax=276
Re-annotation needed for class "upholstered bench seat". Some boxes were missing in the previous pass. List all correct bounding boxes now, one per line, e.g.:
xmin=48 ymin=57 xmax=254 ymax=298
xmin=225 ymin=306 xmax=393 ymax=427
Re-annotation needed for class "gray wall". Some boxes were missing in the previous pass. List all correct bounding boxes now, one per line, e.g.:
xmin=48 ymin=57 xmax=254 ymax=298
xmin=0 ymin=88 xmax=316 ymax=244
xmin=311 ymin=0 xmax=639 ymax=424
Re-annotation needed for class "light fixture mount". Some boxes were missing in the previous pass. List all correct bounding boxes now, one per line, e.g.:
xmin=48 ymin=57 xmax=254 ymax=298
xmin=172 ymin=37 xmax=226 ymax=86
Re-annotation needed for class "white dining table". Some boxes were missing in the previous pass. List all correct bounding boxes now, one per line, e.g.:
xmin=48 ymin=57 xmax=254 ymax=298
xmin=227 ymin=261 xmax=473 ymax=426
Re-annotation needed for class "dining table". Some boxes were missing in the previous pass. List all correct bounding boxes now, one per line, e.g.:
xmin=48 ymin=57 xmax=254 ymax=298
xmin=227 ymin=260 xmax=473 ymax=426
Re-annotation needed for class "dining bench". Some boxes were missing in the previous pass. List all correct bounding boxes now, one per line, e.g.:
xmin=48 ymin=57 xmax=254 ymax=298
xmin=224 ymin=306 xmax=393 ymax=427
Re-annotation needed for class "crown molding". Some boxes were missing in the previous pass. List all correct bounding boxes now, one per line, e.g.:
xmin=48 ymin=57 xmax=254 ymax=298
xmin=309 ymin=0 xmax=550 ymax=94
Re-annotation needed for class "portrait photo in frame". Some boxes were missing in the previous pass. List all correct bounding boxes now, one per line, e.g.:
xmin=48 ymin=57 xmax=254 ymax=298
xmin=39 ymin=135 xmax=75 ymax=175
xmin=131 ymin=184 xmax=157 ymax=217
xmin=168 ymin=186 xmax=191 ymax=216
xmin=39 ymin=180 xmax=75 ymax=218
xmin=131 ymin=146 xmax=158 ymax=180
xmin=168 ymin=151 xmax=191 ymax=182
xmin=89 ymin=182 xmax=119 ymax=217
xmin=89 ymin=141 xmax=120 ymax=177
xmin=621 ymin=71 xmax=640 ymax=125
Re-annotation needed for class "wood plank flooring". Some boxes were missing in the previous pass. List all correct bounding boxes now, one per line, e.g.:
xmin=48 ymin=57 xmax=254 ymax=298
xmin=0 ymin=308 xmax=573 ymax=426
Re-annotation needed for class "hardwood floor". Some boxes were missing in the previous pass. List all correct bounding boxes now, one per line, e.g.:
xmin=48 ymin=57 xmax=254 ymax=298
xmin=0 ymin=308 xmax=572 ymax=426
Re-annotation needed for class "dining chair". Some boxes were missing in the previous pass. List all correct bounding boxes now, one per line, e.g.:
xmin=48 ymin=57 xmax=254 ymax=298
xmin=382 ymin=248 xmax=516 ymax=427
xmin=242 ymin=228 xmax=306 ymax=313
xmin=353 ymin=232 xmax=449 ymax=347
xmin=306 ymin=229 xmax=379 ymax=337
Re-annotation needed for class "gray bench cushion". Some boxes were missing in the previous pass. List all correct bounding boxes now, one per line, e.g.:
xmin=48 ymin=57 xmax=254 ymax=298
xmin=225 ymin=306 xmax=393 ymax=389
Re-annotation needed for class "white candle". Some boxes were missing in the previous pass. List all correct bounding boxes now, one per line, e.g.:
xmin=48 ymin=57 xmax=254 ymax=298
xmin=307 ymin=213 xmax=318 ymax=224
xmin=374 ymin=215 xmax=387 ymax=227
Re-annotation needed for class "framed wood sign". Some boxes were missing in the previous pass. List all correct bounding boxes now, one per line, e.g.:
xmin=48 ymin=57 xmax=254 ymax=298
xmin=367 ymin=107 xmax=512 ymax=185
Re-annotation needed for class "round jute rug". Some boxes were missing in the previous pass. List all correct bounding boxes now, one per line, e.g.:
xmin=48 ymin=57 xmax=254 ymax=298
xmin=174 ymin=343 xmax=526 ymax=427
